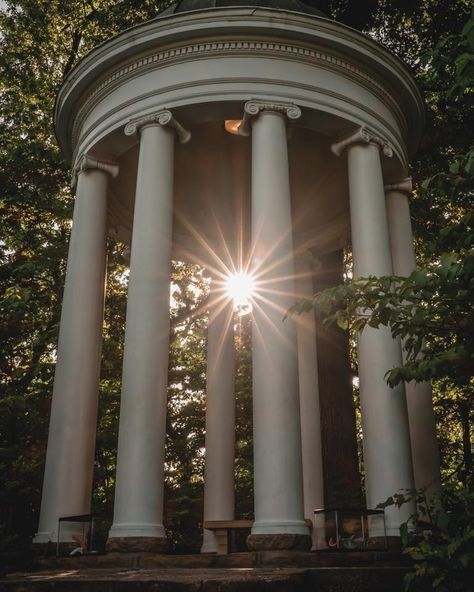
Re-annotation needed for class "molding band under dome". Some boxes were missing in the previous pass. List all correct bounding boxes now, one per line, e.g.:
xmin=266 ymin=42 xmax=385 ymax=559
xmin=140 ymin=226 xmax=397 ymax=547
xmin=160 ymin=0 xmax=327 ymax=18
xmin=72 ymin=39 xmax=400 ymax=148
xmin=55 ymin=7 xmax=424 ymax=165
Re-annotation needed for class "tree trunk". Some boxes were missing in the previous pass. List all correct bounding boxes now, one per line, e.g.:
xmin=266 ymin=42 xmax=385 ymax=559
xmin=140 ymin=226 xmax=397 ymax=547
xmin=460 ymin=400 xmax=472 ymax=483
xmin=314 ymin=250 xmax=363 ymax=507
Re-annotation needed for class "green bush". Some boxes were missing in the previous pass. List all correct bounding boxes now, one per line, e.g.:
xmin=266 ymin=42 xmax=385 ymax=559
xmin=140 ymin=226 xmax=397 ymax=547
xmin=383 ymin=484 xmax=474 ymax=591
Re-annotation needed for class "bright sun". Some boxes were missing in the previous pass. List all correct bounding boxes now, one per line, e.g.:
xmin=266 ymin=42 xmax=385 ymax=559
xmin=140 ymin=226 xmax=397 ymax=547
xmin=225 ymin=271 xmax=256 ymax=316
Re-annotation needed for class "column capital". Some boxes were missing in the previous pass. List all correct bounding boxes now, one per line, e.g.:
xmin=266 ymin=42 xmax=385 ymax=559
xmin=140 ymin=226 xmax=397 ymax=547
xmin=124 ymin=110 xmax=191 ymax=144
xmin=239 ymin=100 xmax=301 ymax=136
xmin=331 ymin=127 xmax=393 ymax=158
xmin=71 ymin=154 xmax=119 ymax=189
xmin=385 ymin=177 xmax=412 ymax=195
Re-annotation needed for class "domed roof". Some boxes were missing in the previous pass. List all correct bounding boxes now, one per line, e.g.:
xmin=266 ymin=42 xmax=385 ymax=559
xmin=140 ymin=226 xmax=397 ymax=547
xmin=160 ymin=0 xmax=327 ymax=18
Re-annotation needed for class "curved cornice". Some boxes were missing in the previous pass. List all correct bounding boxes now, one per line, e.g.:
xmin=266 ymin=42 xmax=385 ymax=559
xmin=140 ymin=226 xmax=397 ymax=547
xmin=55 ymin=7 xmax=424 ymax=161
xmin=71 ymin=39 xmax=402 ymax=148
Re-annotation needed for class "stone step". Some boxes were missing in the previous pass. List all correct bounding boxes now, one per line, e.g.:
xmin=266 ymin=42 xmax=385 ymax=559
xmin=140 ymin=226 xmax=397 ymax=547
xmin=29 ymin=550 xmax=410 ymax=571
xmin=0 ymin=566 xmax=408 ymax=592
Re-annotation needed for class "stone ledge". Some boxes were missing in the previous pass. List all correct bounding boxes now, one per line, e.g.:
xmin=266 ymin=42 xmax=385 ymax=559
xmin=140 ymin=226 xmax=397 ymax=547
xmin=247 ymin=534 xmax=312 ymax=551
xmin=30 ymin=549 xmax=411 ymax=572
xmin=105 ymin=537 xmax=168 ymax=554
xmin=0 ymin=567 xmax=411 ymax=592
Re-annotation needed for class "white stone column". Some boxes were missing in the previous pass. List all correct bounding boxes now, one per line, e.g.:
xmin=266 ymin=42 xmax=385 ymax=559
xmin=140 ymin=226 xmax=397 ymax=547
xmin=242 ymin=100 xmax=310 ymax=550
xmin=385 ymin=178 xmax=441 ymax=495
xmin=295 ymin=252 xmax=325 ymax=550
xmin=107 ymin=111 xmax=190 ymax=552
xmin=34 ymin=155 xmax=117 ymax=544
xmin=201 ymin=278 xmax=236 ymax=553
xmin=332 ymin=128 xmax=416 ymax=537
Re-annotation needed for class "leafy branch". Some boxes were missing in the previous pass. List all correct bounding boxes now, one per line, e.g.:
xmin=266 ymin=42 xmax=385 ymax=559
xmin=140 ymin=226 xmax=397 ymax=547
xmin=289 ymin=212 xmax=474 ymax=387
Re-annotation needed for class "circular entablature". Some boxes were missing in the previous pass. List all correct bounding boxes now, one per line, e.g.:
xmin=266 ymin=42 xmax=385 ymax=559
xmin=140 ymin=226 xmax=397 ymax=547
xmin=55 ymin=8 xmax=423 ymax=165
xmin=55 ymin=6 xmax=424 ymax=262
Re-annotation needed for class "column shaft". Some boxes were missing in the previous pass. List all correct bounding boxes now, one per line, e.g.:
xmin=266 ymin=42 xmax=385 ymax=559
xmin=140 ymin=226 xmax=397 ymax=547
xmin=347 ymin=142 xmax=415 ymax=536
xmin=295 ymin=254 xmax=325 ymax=550
xmin=108 ymin=123 xmax=175 ymax=551
xmin=249 ymin=109 xmax=309 ymax=550
xmin=34 ymin=167 xmax=109 ymax=543
xmin=386 ymin=186 xmax=441 ymax=495
xmin=201 ymin=284 xmax=236 ymax=553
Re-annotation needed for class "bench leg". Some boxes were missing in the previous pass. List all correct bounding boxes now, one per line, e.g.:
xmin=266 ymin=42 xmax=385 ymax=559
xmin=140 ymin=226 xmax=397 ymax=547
xmin=214 ymin=529 xmax=229 ymax=555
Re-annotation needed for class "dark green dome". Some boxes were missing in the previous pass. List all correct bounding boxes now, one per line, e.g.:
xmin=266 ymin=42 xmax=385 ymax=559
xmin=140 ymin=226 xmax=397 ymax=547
xmin=160 ymin=0 xmax=327 ymax=18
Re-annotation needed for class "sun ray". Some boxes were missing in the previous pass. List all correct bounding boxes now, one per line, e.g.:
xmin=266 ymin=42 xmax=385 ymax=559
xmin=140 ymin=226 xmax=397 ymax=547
xmin=249 ymin=219 xmax=295 ymax=277
xmin=224 ymin=270 xmax=256 ymax=316
xmin=208 ymin=304 xmax=236 ymax=364
xmin=175 ymin=202 xmax=309 ymax=326
xmin=174 ymin=211 xmax=234 ymax=280
xmin=252 ymin=291 xmax=294 ymax=318
xmin=251 ymin=299 xmax=298 ymax=351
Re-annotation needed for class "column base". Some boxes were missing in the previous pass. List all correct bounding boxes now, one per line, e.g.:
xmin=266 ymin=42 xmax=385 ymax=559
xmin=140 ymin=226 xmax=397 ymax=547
xmin=247 ymin=534 xmax=311 ymax=551
xmin=106 ymin=537 xmax=168 ymax=553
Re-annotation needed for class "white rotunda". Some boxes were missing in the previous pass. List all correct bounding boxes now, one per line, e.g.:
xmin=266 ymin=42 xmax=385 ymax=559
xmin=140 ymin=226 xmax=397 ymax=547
xmin=34 ymin=0 xmax=440 ymax=553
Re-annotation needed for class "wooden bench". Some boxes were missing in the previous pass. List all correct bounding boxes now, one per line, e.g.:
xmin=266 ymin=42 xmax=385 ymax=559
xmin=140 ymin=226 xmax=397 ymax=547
xmin=203 ymin=520 xmax=253 ymax=554
xmin=203 ymin=519 xmax=313 ymax=554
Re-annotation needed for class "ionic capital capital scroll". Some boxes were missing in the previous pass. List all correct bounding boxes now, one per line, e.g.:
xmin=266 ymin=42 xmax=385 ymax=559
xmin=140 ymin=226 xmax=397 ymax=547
xmin=124 ymin=110 xmax=191 ymax=144
xmin=384 ymin=177 xmax=412 ymax=196
xmin=71 ymin=154 xmax=119 ymax=189
xmin=239 ymin=100 xmax=302 ymax=136
xmin=331 ymin=127 xmax=393 ymax=158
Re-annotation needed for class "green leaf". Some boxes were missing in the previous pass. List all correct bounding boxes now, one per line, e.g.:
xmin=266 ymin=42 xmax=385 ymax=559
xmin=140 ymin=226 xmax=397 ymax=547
xmin=336 ymin=316 xmax=349 ymax=330
xmin=400 ymin=522 xmax=409 ymax=547
xmin=449 ymin=160 xmax=461 ymax=175
xmin=379 ymin=307 xmax=392 ymax=326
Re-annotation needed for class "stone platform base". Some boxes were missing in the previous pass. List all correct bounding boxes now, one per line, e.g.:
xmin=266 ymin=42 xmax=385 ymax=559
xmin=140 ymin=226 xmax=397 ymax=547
xmin=247 ymin=534 xmax=312 ymax=551
xmin=0 ymin=566 xmax=409 ymax=592
xmin=106 ymin=537 xmax=168 ymax=553
xmin=1 ymin=551 xmax=413 ymax=592
xmin=29 ymin=549 xmax=410 ymax=571
xmin=31 ymin=541 xmax=81 ymax=557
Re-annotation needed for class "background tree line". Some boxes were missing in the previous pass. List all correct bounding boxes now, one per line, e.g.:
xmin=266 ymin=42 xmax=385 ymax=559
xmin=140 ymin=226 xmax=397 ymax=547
xmin=0 ymin=0 xmax=472 ymax=579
